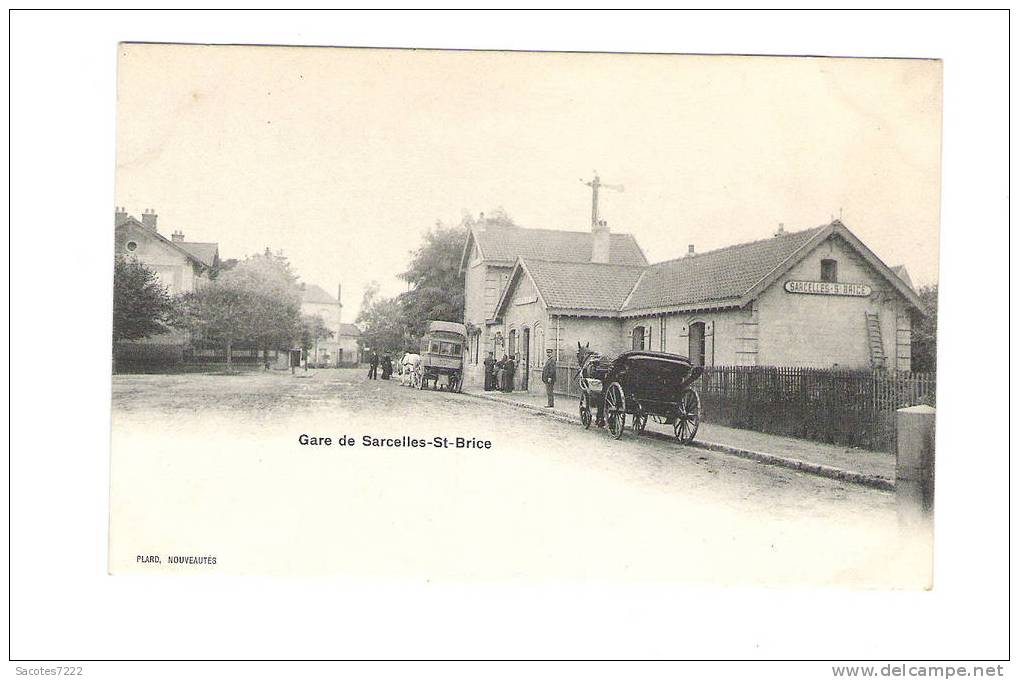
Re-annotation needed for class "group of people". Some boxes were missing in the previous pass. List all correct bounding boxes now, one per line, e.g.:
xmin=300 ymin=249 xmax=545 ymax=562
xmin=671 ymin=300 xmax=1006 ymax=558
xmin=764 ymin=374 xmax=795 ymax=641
xmin=369 ymin=346 xmax=558 ymax=408
xmin=483 ymin=348 xmax=558 ymax=408
xmin=368 ymin=350 xmax=423 ymax=385
xmin=482 ymin=352 xmax=517 ymax=393
xmin=366 ymin=351 xmax=394 ymax=380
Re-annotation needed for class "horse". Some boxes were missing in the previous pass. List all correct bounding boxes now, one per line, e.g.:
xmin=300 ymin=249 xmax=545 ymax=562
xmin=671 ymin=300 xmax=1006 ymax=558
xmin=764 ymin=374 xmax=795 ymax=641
xmin=575 ymin=341 xmax=616 ymax=427
xmin=400 ymin=352 xmax=422 ymax=387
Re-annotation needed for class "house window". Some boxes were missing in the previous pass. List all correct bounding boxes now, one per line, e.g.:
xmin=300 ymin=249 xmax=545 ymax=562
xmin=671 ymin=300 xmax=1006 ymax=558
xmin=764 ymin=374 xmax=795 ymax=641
xmin=688 ymin=322 xmax=706 ymax=367
xmin=125 ymin=240 xmax=138 ymax=252
xmin=821 ymin=259 xmax=838 ymax=283
xmin=632 ymin=325 xmax=646 ymax=350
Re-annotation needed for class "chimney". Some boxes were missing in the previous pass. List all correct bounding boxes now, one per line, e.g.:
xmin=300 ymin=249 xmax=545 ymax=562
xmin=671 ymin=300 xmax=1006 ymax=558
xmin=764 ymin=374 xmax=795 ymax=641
xmin=591 ymin=219 xmax=611 ymax=264
xmin=171 ymin=230 xmax=185 ymax=242
xmin=774 ymin=222 xmax=785 ymax=237
xmin=114 ymin=206 xmax=128 ymax=226
xmin=337 ymin=284 xmax=343 ymax=323
xmin=687 ymin=244 xmax=696 ymax=257
xmin=141 ymin=208 xmax=158 ymax=232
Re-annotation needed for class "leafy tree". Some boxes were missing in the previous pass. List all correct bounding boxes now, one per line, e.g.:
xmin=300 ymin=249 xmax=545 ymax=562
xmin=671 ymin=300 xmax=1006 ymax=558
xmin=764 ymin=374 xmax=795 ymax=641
xmin=113 ymin=257 xmax=175 ymax=342
xmin=176 ymin=250 xmax=303 ymax=365
xmin=356 ymin=281 xmax=411 ymax=354
xmin=911 ymin=283 xmax=938 ymax=374
xmin=230 ymin=250 xmax=303 ymax=352
xmin=396 ymin=208 xmax=517 ymax=341
xmin=175 ymin=282 xmax=253 ymax=365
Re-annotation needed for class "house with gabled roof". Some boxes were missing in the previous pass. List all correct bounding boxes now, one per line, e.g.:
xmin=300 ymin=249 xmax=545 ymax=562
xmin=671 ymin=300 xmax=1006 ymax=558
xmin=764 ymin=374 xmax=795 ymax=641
xmin=459 ymin=214 xmax=648 ymax=389
xmin=115 ymin=207 xmax=220 ymax=293
xmin=114 ymin=207 xmax=221 ymax=364
xmin=300 ymin=283 xmax=361 ymax=367
xmin=462 ymin=215 xmax=924 ymax=392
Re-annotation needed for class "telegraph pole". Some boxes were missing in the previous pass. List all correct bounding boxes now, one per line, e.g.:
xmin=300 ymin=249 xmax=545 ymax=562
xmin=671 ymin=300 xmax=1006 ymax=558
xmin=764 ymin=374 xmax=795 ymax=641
xmin=581 ymin=172 xmax=624 ymax=227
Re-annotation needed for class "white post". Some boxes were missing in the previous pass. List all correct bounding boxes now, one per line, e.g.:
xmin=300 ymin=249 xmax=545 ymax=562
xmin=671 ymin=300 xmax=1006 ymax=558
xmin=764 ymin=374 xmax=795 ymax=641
xmin=896 ymin=404 xmax=935 ymax=587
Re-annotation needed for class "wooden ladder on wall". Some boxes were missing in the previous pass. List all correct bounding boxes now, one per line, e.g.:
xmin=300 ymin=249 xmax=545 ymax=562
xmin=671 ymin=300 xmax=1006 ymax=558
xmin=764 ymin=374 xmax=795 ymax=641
xmin=865 ymin=312 xmax=886 ymax=370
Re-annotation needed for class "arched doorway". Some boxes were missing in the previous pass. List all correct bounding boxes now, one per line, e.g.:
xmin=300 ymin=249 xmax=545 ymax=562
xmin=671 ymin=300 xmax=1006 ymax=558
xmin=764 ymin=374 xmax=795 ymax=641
xmin=688 ymin=322 xmax=706 ymax=367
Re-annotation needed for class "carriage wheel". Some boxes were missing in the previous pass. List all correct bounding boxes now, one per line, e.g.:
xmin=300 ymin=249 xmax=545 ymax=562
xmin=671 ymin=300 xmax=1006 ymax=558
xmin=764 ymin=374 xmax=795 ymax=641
xmin=604 ymin=382 xmax=626 ymax=440
xmin=632 ymin=411 xmax=647 ymax=435
xmin=580 ymin=393 xmax=592 ymax=429
xmin=673 ymin=388 xmax=701 ymax=444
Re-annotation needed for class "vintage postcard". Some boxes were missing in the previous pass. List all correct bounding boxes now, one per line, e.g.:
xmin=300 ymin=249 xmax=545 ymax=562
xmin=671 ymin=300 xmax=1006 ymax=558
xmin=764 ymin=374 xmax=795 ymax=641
xmin=110 ymin=44 xmax=940 ymax=585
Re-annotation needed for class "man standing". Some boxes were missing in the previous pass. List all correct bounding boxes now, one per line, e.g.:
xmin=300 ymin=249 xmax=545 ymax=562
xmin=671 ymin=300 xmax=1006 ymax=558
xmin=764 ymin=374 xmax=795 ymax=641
xmin=541 ymin=348 xmax=557 ymax=408
xmin=495 ymin=354 xmax=507 ymax=391
xmin=368 ymin=351 xmax=379 ymax=380
xmin=503 ymin=354 xmax=516 ymax=393
xmin=483 ymin=351 xmax=496 ymax=391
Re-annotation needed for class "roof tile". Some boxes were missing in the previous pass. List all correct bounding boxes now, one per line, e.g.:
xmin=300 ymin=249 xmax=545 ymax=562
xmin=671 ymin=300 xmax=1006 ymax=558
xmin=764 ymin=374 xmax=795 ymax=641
xmin=475 ymin=225 xmax=647 ymax=266
xmin=522 ymin=259 xmax=645 ymax=311
xmin=176 ymin=241 xmax=219 ymax=268
xmin=302 ymin=284 xmax=338 ymax=304
xmin=622 ymin=226 xmax=825 ymax=311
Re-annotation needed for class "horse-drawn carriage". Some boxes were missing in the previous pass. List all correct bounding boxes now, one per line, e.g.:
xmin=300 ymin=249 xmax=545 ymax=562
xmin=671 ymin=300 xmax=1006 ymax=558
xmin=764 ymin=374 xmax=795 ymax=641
xmin=576 ymin=343 xmax=703 ymax=443
xmin=416 ymin=321 xmax=466 ymax=392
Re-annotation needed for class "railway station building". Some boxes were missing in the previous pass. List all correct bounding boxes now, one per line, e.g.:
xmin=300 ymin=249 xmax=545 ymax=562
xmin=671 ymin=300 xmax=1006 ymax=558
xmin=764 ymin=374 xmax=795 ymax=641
xmin=460 ymin=216 xmax=924 ymax=393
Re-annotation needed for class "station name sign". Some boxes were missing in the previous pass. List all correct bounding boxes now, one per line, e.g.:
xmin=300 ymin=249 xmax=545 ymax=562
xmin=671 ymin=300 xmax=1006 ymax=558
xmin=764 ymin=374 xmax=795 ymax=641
xmin=784 ymin=280 xmax=872 ymax=297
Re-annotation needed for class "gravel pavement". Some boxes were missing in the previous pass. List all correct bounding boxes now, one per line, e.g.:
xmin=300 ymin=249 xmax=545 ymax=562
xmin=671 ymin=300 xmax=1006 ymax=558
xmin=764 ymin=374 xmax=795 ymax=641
xmin=110 ymin=368 xmax=925 ymax=586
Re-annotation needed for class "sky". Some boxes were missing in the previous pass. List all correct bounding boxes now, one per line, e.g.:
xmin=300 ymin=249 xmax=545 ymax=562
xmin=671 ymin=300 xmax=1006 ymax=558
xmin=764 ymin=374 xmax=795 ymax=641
xmin=116 ymin=45 xmax=942 ymax=316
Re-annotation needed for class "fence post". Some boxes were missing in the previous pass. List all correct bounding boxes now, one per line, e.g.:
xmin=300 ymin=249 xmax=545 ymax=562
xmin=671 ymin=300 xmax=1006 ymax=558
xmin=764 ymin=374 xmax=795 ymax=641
xmin=895 ymin=404 xmax=935 ymax=586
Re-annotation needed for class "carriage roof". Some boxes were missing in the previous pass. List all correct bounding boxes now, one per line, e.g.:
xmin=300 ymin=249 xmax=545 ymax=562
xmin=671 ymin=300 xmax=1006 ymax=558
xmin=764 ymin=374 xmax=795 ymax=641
xmin=614 ymin=350 xmax=694 ymax=368
xmin=425 ymin=321 xmax=467 ymax=337
xmin=602 ymin=350 xmax=703 ymax=403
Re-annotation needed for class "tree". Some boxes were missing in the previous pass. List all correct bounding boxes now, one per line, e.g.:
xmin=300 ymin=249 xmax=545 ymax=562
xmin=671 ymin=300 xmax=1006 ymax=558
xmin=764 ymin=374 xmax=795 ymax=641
xmin=175 ymin=282 xmax=253 ymax=366
xmin=397 ymin=208 xmax=517 ymax=341
xmin=113 ymin=257 xmax=175 ymax=343
xmin=356 ymin=281 xmax=410 ymax=354
xmin=176 ymin=250 xmax=303 ymax=365
xmin=911 ymin=283 xmax=938 ymax=374
xmin=229 ymin=250 xmax=303 ymax=353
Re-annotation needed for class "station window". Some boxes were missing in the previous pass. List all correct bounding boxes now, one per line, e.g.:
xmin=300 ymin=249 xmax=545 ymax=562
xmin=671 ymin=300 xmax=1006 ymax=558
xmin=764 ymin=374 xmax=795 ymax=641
xmin=821 ymin=259 xmax=838 ymax=283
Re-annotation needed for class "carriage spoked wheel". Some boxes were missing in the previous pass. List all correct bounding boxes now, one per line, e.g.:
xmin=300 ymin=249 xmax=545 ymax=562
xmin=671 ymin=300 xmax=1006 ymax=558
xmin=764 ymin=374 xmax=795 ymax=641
xmin=604 ymin=382 xmax=626 ymax=440
xmin=673 ymin=388 xmax=701 ymax=444
xmin=631 ymin=409 xmax=647 ymax=435
xmin=579 ymin=393 xmax=592 ymax=429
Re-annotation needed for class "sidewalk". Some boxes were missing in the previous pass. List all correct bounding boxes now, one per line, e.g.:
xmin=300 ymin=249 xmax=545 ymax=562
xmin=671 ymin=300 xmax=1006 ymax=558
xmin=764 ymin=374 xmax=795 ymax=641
xmin=465 ymin=387 xmax=895 ymax=491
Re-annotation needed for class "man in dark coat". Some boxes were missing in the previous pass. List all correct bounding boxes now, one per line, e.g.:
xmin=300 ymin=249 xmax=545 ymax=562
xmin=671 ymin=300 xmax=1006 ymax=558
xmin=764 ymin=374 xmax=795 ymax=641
xmin=495 ymin=354 xmax=507 ymax=391
xmin=503 ymin=354 xmax=516 ymax=392
xmin=483 ymin=351 xmax=496 ymax=391
xmin=368 ymin=351 xmax=379 ymax=380
xmin=541 ymin=348 xmax=557 ymax=407
xmin=380 ymin=353 xmax=393 ymax=380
